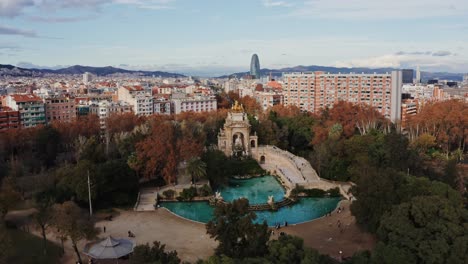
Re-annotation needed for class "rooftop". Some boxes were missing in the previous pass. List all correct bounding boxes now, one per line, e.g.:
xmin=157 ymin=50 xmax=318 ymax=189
xmin=10 ymin=94 xmax=43 ymax=103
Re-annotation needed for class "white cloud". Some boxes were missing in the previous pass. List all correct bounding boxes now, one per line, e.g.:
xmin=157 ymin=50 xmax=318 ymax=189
xmin=0 ymin=25 xmax=38 ymax=37
xmin=291 ymin=0 xmax=468 ymax=19
xmin=262 ymin=0 xmax=293 ymax=7
xmin=0 ymin=0 xmax=174 ymax=17
xmin=0 ymin=0 xmax=34 ymax=17
xmin=335 ymin=52 xmax=468 ymax=72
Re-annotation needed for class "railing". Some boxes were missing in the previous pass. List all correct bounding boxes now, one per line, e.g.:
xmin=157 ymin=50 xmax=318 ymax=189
xmin=133 ymin=192 xmax=141 ymax=211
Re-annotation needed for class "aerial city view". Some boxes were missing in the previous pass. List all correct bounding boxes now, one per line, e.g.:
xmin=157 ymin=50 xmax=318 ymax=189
xmin=0 ymin=1 xmax=467 ymax=264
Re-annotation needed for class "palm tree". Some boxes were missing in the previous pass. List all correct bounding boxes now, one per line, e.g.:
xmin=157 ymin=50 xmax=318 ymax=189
xmin=186 ymin=157 xmax=207 ymax=184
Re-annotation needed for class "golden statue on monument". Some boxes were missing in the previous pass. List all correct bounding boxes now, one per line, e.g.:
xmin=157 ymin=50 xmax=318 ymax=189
xmin=232 ymin=100 xmax=244 ymax=112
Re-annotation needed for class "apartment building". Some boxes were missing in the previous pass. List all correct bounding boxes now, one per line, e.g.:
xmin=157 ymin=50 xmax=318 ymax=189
xmin=401 ymin=99 xmax=418 ymax=127
xmin=0 ymin=107 xmax=20 ymax=130
xmin=89 ymin=101 xmax=133 ymax=130
xmin=171 ymin=96 xmax=217 ymax=115
xmin=154 ymin=98 xmax=172 ymax=115
xmin=118 ymin=86 xmax=153 ymax=116
xmin=45 ymin=97 xmax=76 ymax=123
xmin=282 ymin=71 xmax=402 ymax=122
xmin=4 ymin=94 xmax=46 ymax=128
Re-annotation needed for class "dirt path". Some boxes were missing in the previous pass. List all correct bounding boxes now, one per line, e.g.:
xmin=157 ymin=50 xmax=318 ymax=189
xmin=276 ymin=200 xmax=376 ymax=260
xmin=8 ymin=200 xmax=374 ymax=263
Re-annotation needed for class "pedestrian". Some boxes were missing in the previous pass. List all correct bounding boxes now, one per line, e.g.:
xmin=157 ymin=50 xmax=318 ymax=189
xmin=103 ymin=226 xmax=106 ymax=233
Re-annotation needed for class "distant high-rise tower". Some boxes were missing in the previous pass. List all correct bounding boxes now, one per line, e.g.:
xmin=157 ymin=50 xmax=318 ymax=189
xmin=416 ymin=66 xmax=421 ymax=83
xmin=83 ymin=72 xmax=93 ymax=84
xmin=250 ymin=54 xmax=261 ymax=79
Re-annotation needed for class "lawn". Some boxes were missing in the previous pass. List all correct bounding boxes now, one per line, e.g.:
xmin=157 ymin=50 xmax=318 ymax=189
xmin=7 ymin=229 xmax=62 ymax=264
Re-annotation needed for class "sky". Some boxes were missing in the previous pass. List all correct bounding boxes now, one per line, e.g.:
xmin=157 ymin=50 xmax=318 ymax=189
xmin=0 ymin=0 xmax=468 ymax=76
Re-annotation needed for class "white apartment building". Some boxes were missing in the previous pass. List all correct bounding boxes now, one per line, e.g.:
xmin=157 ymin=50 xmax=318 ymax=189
xmin=171 ymin=96 xmax=217 ymax=115
xmin=83 ymin=72 xmax=93 ymax=84
xmin=255 ymin=91 xmax=283 ymax=111
xmin=282 ymin=71 xmax=402 ymax=123
xmin=89 ymin=101 xmax=133 ymax=130
xmin=118 ymin=86 xmax=154 ymax=116
xmin=154 ymin=97 xmax=172 ymax=115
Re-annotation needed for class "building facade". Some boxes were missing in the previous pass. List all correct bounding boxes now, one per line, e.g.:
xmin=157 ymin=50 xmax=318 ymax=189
xmin=0 ymin=107 xmax=20 ymax=130
xmin=5 ymin=94 xmax=46 ymax=128
xmin=153 ymin=98 xmax=172 ymax=115
xmin=401 ymin=99 xmax=418 ymax=128
xmin=282 ymin=71 xmax=402 ymax=123
xmin=89 ymin=101 xmax=133 ymax=130
xmin=171 ymin=96 xmax=217 ymax=115
xmin=45 ymin=97 xmax=76 ymax=123
xmin=402 ymin=69 xmax=414 ymax=84
xmin=118 ymin=86 xmax=153 ymax=116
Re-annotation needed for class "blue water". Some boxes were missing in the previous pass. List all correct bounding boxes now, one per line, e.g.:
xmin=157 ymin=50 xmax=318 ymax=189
xmin=218 ymin=176 xmax=286 ymax=205
xmin=161 ymin=176 xmax=340 ymax=226
xmin=161 ymin=197 xmax=340 ymax=226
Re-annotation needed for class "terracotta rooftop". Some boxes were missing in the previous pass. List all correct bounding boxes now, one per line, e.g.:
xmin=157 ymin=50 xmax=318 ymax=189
xmin=10 ymin=94 xmax=42 ymax=103
xmin=123 ymin=85 xmax=144 ymax=91
xmin=266 ymin=80 xmax=282 ymax=89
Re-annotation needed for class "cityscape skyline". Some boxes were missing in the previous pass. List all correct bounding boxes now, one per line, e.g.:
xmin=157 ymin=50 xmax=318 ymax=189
xmin=0 ymin=0 xmax=467 ymax=75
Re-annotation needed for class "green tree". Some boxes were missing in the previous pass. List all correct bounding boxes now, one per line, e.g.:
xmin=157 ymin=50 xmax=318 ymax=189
xmin=373 ymin=196 xmax=468 ymax=264
xmin=206 ymin=198 xmax=270 ymax=259
xmin=187 ymin=157 xmax=207 ymax=184
xmin=350 ymin=169 xmax=406 ymax=232
xmin=52 ymin=201 xmax=97 ymax=263
xmin=202 ymin=150 xmax=230 ymax=187
xmin=130 ymin=241 xmax=181 ymax=264
xmin=57 ymin=161 xmax=97 ymax=204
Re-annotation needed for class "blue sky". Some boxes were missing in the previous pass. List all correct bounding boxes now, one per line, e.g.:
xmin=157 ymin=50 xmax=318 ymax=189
xmin=1 ymin=0 xmax=467 ymax=76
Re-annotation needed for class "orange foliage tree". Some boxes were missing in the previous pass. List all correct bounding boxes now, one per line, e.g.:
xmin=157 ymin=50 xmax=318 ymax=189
xmin=312 ymin=101 xmax=388 ymax=145
xmin=406 ymin=100 xmax=468 ymax=156
xmin=135 ymin=116 xmax=206 ymax=183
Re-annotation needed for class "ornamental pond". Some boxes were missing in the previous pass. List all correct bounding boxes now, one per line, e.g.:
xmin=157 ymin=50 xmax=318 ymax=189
xmin=161 ymin=176 xmax=341 ymax=226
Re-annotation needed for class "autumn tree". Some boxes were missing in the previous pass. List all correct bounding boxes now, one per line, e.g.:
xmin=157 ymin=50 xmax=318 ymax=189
xmin=52 ymin=201 xmax=97 ymax=264
xmin=136 ymin=116 xmax=206 ymax=184
xmin=406 ymin=100 xmax=468 ymax=157
xmin=238 ymin=95 xmax=261 ymax=115
xmin=106 ymin=112 xmax=145 ymax=135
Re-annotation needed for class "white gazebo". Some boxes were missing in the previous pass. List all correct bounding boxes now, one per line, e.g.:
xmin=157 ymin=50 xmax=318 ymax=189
xmin=83 ymin=236 xmax=134 ymax=262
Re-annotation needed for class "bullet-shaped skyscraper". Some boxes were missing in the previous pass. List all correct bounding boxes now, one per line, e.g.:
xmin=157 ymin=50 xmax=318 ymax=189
xmin=250 ymin=54 xmax=261 ymax=79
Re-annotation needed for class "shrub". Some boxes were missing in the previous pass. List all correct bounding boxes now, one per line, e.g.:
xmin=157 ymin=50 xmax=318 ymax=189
xmin=305 ymin=188 xmax=326 ymax=197
xmin=198 ymin=184 xmax=213 ymax=197
xmin=178 ymin=187 xmax=197 ymax=201
xmin=162 ymin=190 xmax=176 ymax=199
xmin=327 ymin=187 xmax=341 ymax=197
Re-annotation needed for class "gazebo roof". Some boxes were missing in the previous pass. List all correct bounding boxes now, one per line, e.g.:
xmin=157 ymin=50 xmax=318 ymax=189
xmin=84 ymin=236 xmax=134 ymax=259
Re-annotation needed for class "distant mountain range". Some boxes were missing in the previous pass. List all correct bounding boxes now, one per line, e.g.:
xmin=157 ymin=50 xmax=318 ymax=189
xmin=0 ymin=64 xmax=185 ymax=78
xmin=0 ymin=64 xmax=464 ymax=81
xmin=220 ymin=65 xmax=465 ymax=81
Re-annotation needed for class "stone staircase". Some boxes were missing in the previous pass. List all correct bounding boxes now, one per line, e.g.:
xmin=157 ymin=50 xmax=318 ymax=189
xmin=135 ymin=188 xmax=158 ymax=211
